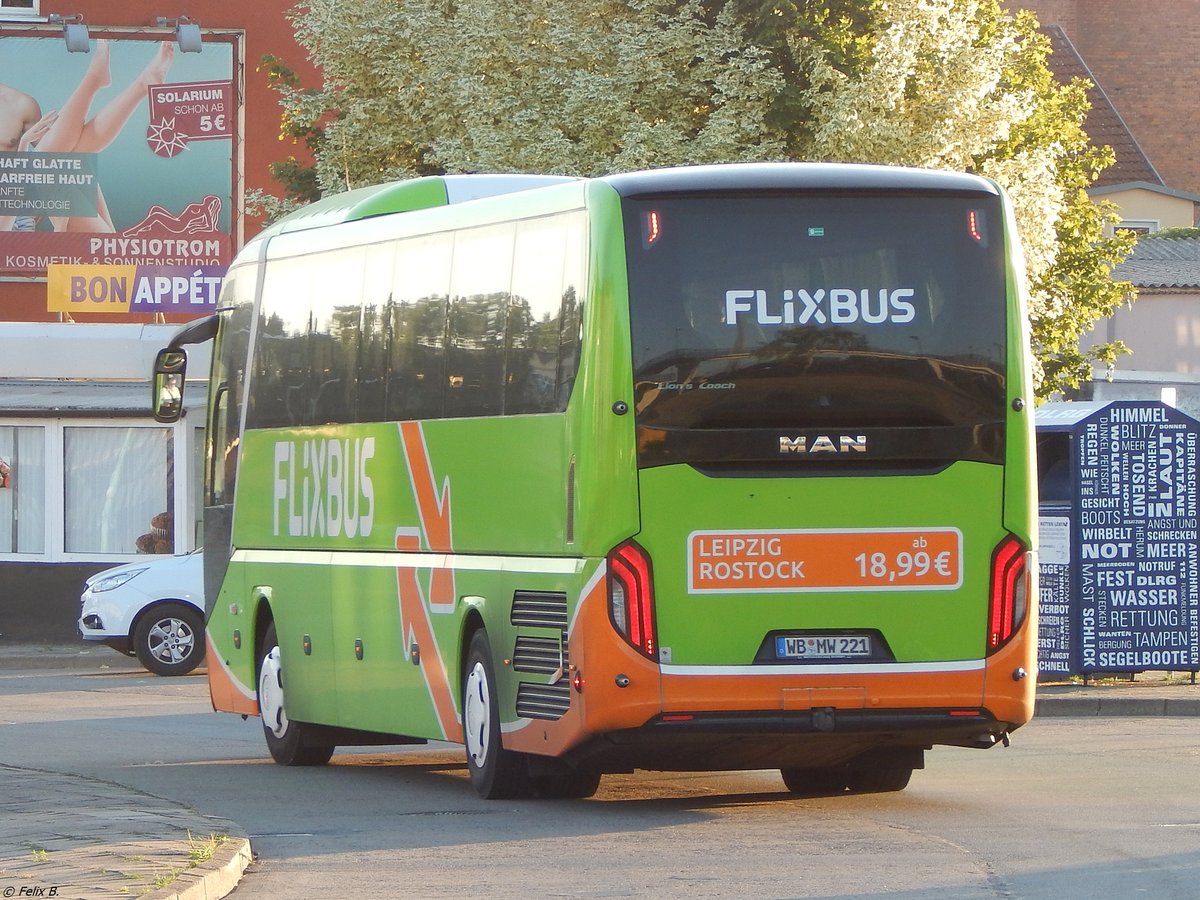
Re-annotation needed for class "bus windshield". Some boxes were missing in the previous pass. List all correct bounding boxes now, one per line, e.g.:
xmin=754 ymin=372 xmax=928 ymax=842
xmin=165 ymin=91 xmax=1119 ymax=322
xmin=624 ymin=193 xmax=1008 ymax=459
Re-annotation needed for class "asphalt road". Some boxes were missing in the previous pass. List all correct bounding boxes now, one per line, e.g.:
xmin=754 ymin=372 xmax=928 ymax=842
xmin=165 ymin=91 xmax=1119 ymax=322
xmin=2 ymin=666 xmax=1198 ymax=899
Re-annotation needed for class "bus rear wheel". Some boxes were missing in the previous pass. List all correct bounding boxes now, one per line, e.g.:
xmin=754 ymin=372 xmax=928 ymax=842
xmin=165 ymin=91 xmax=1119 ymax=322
xmin=847 ymin=760 xmax=914 ymax=794
xmin=463 ymin=630 xmax=535 ymax=799
xmin=535 ymin=763 xmax=601 ymax=800
xmin=779 ymin=766 xmax=849 ymax=797
xmin=844 ymin=747 xmax=919 ymax=794
xmin=258 ymin=622 xmax=335 ymax=767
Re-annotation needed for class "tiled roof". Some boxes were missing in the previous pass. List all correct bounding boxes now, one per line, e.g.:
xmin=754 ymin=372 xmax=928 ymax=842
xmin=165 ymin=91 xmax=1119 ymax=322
xmin=1113 ymin=237 xmax=1200 ymax=289
xmin=1043 ymin=26 xmax=1162 ymax=188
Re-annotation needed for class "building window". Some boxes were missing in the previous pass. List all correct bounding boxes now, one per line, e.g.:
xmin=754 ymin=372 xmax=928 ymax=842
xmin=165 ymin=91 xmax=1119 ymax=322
xmin=0 ymin=1 xmax=39 ymax=18
xmin=0 ymin=416 xmax=201 ymax=562
xmin=63 ymin=425 xmax=174 ymax=555
xmin=1116 ymin=220 xmax=1159 ymax=235
xmin=0 ymin=425 xmax=46 ymax=554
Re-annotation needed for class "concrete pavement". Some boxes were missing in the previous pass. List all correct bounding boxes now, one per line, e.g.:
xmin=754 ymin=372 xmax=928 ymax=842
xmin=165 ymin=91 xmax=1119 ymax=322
xmin=1 ymin=764 xmax=252 ymax=900
xmin=0 ymin=647 xmax=252 ymax=900
xmin=1 ymin=644 xmax=1197 ymax=900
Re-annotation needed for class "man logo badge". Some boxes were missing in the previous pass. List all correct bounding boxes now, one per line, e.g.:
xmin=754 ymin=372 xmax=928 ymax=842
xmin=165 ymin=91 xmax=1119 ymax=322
xmin=779 ymin=434 xmax=868 ymax=454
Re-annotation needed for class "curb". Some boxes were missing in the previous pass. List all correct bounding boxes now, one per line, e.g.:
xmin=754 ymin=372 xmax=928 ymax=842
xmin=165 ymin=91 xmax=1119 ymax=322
xmin=145 ymin=836 xmax=254 ymax=900
xmin=1036 ymin=695 xmax=1200 ymax=717
xmin=0 ymin=645 xmax=146 ymax=673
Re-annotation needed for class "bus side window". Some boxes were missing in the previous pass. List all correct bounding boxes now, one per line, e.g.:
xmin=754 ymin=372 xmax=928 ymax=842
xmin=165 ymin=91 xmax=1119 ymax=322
xmin=307 ymin=246 xmax=365 ymax=425
xmin=447 ymin=224 xmax=513 ymax=419
xmin=556 ymin=284 xmax=583 ymax=409
xmin=389 ymin=233 xmax=453 ymax=422
xmin=510 ymin=215 xmax=566 ymax=414
xmin=555 ymin=212 xmax=586 ymax=410
xmin=358 ymin=243 xmax=395 ymax=424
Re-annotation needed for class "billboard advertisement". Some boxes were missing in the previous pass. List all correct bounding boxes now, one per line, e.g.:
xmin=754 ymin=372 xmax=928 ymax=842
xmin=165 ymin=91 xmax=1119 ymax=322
xmin=1036 ymin=401 xmax=1200 ymax=676
xmin=0 ymin=29 xmax=237 ymax=316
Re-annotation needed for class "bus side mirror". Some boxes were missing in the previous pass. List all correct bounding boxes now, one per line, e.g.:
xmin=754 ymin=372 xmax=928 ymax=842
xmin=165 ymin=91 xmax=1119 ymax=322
xmin=153 ymin=348 xmax=188 ymax=423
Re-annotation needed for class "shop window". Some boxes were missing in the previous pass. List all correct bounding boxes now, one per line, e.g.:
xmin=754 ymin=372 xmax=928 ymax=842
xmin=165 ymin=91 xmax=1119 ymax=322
xmin=0 ymin=425 xmax=46 ymax=553
xmin=63 ymin=426 xmax=174 ymax=555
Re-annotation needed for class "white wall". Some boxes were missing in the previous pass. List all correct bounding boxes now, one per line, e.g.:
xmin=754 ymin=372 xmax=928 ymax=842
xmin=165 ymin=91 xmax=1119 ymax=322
xmin=0 ymin=323 xmax=212 ymax=380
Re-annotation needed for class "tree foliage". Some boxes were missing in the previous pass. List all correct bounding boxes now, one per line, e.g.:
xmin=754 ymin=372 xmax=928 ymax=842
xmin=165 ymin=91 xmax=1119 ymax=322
xmin=262 ymin=0 xmax=1134 ymax=398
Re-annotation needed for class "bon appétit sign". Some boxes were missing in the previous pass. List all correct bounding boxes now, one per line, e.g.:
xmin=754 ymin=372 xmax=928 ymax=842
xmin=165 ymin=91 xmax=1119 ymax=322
xmin=46 ymin=263 xmax=224 ymax=315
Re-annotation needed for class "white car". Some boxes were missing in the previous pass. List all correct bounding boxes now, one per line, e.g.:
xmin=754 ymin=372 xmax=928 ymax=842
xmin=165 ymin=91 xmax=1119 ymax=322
xmin=78 ymin=550 xmax=206 ymax=676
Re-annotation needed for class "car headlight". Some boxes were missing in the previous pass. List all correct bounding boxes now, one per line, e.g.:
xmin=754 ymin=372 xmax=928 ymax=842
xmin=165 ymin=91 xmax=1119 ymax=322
xmin=89 ymin=568 xmax=148 ymax=593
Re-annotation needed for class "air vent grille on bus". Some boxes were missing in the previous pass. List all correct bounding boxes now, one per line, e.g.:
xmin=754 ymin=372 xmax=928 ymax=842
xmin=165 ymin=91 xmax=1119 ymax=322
xmin=511 ymin=591 xmax=568 ymax=629
xmin=512 ymin=636 xmax=567 ymax=675
xmin=516 ymin=682 xmax=571 ymax=720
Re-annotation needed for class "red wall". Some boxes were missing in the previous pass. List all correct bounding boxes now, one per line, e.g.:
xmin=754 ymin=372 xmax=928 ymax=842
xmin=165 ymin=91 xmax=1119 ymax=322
xmin=2 ymin=1 xmax=318 ymax=323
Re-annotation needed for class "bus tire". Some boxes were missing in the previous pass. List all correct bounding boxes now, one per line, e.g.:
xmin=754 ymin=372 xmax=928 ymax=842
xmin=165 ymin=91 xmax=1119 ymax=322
xmin=847 ymin=761 xmax=914 ymax=794
xmin=535 ymin=761 xmax=602 ymax=800
xmin=780 ymin=766 xmax=849 ymax=797
xmin=463 ymin=630 xmax=534 ymax=799
xmin=258 ymin=622 xmax=335 ymax=767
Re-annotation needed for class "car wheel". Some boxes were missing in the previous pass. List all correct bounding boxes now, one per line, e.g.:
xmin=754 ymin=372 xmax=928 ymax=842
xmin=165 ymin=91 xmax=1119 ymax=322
xmin=132 ymin=602 xmax=206 ymax=676
xmin=258 ymin=622 xmax=335 ymax=766
xmin=463 ymin=629 xmax=535 ymax=799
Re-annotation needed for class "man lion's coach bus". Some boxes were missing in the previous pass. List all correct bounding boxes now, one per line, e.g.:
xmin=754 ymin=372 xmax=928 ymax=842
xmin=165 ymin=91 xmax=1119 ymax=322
xmin=154 ymin=163 xmax=1038 ymax=799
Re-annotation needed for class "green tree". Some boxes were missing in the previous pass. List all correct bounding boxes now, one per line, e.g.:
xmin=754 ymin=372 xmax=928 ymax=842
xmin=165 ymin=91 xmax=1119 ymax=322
xmin=744 ymin=0 xmax=1134 ymax=396
xmin=264 ymin=0 xmax=1133 ymax=398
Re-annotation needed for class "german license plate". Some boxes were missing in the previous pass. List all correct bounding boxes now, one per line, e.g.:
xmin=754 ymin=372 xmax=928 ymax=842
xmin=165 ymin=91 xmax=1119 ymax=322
xmin=775 ymin=634 xmax=872 ymax=660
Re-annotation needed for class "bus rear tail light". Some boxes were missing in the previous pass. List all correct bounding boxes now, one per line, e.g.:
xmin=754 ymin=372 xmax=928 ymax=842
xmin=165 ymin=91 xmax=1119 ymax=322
xmin=988 ymin=535 xmax=1030 ymax=654
xmin=607 ymin=540 xmax=657 ymax=661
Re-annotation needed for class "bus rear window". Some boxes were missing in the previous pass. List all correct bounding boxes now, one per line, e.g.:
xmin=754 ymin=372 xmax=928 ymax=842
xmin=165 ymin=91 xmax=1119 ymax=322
xmin=624 ymin=193 xmax=1008 ymax=437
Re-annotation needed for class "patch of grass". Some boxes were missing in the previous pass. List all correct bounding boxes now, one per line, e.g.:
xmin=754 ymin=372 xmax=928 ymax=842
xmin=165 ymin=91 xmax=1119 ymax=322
xmin=31 ymin=847 xmax=49 ymax=863
xmin=153 ymin=868 xmax=183 ymax=888
xmin=187 ymin=831 xmax=230 ymax=866
xmin=112 ymin=832 xmax=232 ymax=895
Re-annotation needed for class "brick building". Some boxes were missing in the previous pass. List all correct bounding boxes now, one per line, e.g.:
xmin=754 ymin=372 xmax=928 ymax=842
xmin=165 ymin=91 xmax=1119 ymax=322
xmin=1012 ymin=0 xmax=1200 ymax=208
xmin=1010 ymin=1 xmax=1200 ymax=412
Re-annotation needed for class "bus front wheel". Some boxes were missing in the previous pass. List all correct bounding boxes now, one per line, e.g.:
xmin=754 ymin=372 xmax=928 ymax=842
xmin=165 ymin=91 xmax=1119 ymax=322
xmin=463 ymin=630 xmax=534 ymax=799
xmin=258 ymin=622 xmax=335 ymax=767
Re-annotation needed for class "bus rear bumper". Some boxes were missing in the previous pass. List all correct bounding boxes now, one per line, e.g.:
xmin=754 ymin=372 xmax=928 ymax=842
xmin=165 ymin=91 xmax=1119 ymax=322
xmin=564 ymin=707 xmax=1013 ymax=774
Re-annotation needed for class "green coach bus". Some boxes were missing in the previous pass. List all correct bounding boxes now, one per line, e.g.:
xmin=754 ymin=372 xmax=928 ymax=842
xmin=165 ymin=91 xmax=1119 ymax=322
xmin=154 ymin=163 xmax=1038 ymax=799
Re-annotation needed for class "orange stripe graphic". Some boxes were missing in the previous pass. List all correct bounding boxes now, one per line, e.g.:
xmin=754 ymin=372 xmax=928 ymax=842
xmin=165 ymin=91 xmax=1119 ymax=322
xmin=396 ymin=422 xmax=463 ymax=743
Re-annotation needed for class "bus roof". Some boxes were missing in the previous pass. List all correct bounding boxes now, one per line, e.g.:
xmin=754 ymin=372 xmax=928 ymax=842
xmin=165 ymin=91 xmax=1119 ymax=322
xmin=602 ymin=163 xmax=1000 ymax=197
xmin=262 ymin=174 xmax=577 ymax=236
xmin=256 ymin=164 xmax=998 ymax=243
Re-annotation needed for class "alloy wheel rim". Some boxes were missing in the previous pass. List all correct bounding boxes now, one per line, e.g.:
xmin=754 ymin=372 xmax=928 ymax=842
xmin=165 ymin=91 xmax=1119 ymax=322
xmin=148 ymin=617 xmax=195 ymax=663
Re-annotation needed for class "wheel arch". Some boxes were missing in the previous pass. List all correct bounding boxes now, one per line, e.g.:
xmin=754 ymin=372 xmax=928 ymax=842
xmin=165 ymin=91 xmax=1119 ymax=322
xmin=458 ymin=603 xmax=487 ymax=685
xmin=252 ymin=588 xmax=275 ymax=682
